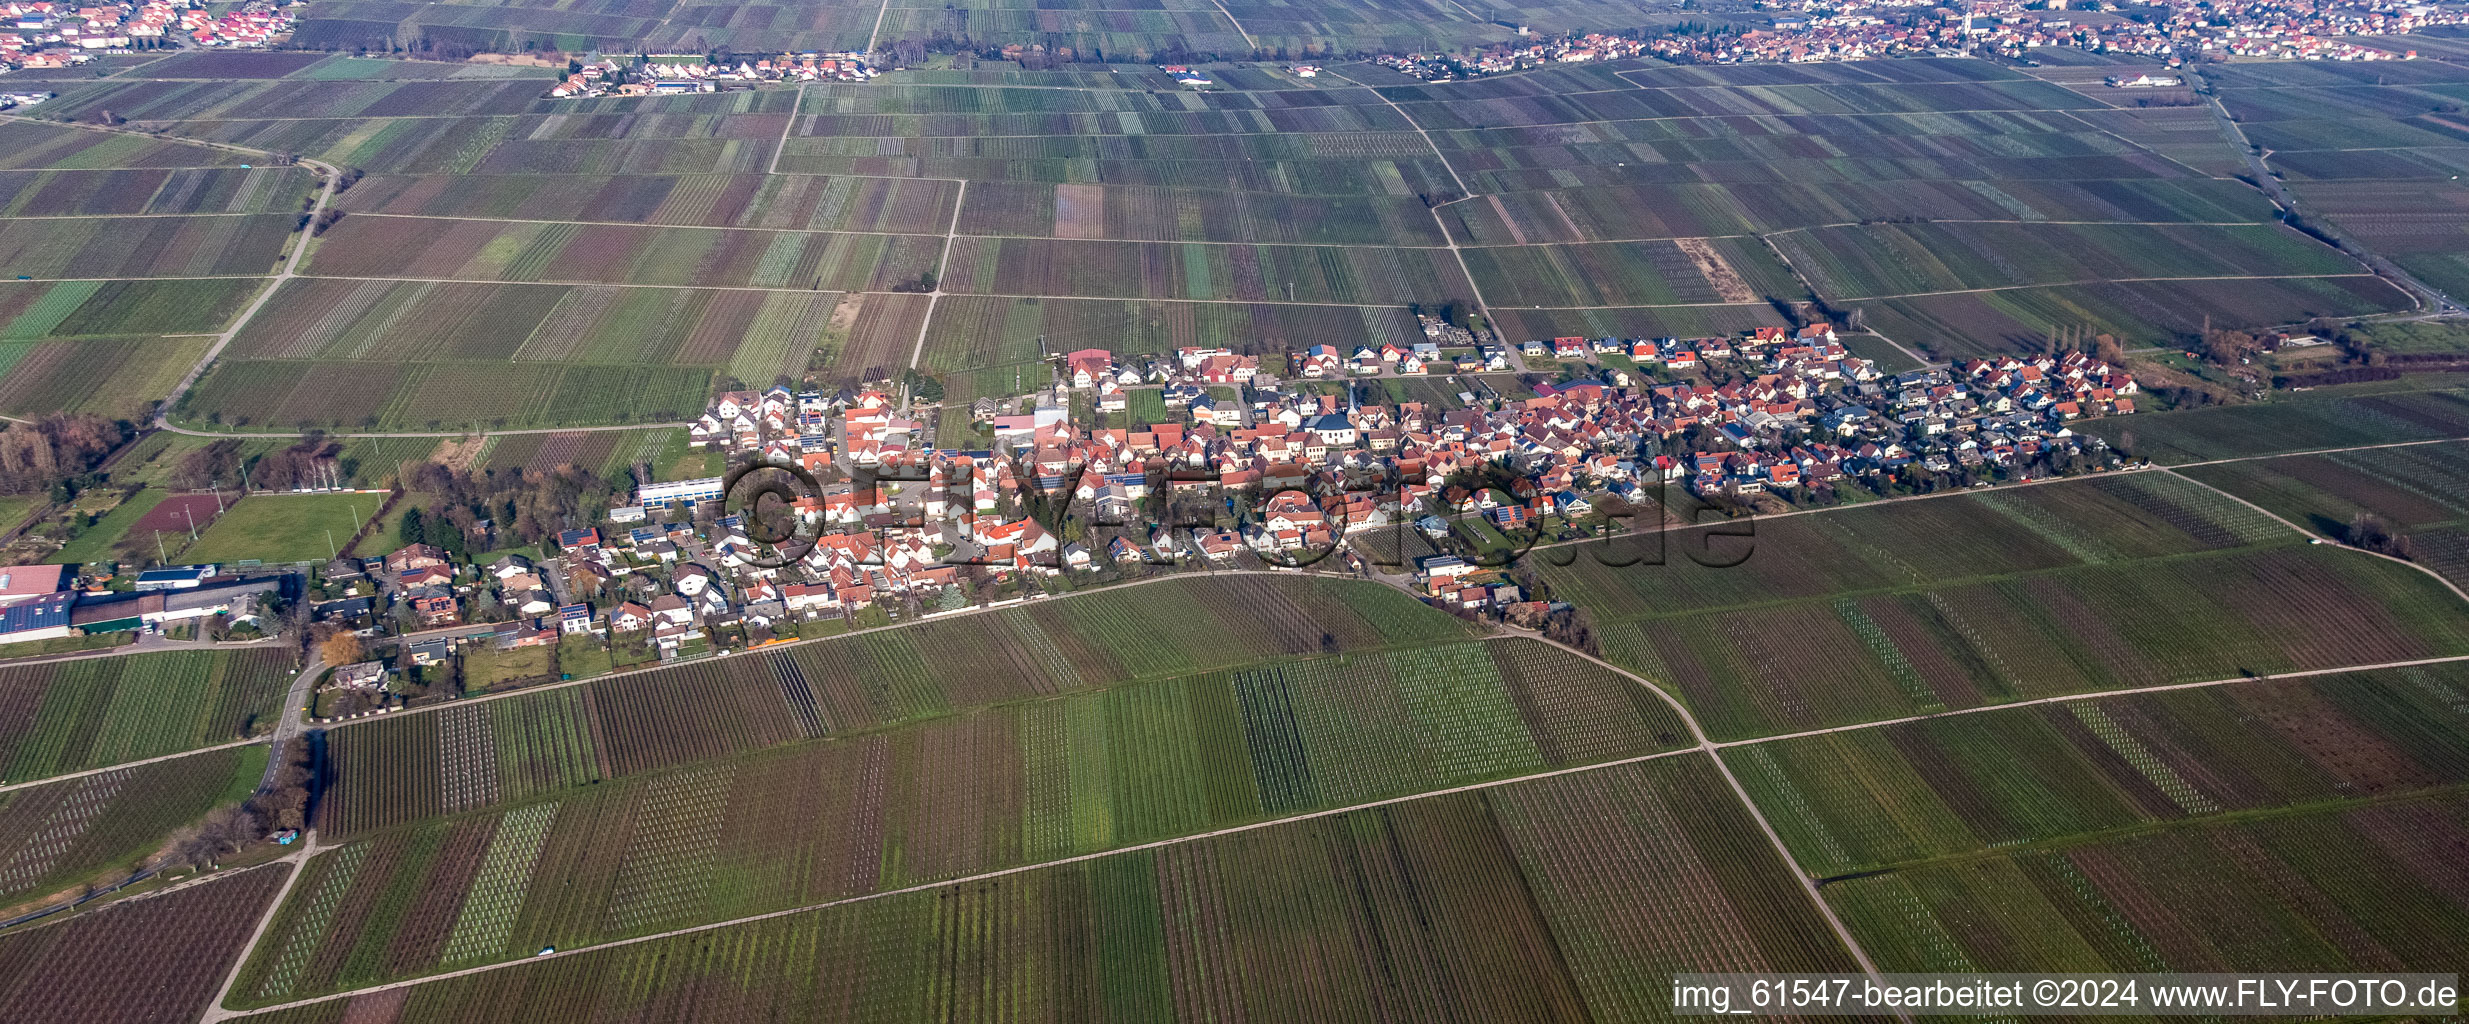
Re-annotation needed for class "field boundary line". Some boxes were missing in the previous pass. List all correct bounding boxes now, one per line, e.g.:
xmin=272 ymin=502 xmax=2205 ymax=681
xmin=1828 ymin=272 xmax=2391 ymax=304
xmin=220 ymin=742 xmax=1708 ymax=1018
xmin=327 ymin=212 xmax=1463 ymax=248
xmin=1516 ymin=633 xmax=1902 ymax=992
xmin=2173 ymin=433 xmax=2469 ymax=469
xmin=282 ymin=274 xmax=1505 ymax=307
xmin=1 ymin=211 xmax=279 ymax=220
xmin=159 ymin=421 xmax=692 ymax=440
xmin=1720 ymin=651 xmax=2469 ymax=749
xmin=0 ymin=736 xmax=265 ymax=795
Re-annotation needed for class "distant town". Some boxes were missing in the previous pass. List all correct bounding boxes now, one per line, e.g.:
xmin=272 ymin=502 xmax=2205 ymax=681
xmin=7 ymin=0 xmax=2466 ymax=77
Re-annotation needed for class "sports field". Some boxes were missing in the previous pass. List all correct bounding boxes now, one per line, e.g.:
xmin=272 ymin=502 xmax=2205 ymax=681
xmin=177 ymin=492 xmax=396 ymax=565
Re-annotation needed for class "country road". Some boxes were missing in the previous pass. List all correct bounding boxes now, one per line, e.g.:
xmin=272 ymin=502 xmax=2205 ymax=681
xmin=258 ymin=652 xmax=322 ymax=792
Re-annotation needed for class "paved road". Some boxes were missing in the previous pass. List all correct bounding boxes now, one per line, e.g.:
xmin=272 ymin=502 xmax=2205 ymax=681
xmin=258 ymin=652 xmax=322 ymax=792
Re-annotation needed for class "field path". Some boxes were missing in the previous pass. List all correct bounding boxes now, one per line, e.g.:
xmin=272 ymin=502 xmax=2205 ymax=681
xmin=257 ymin=652 xmax=324 ymax=793
xmin=156 ymin=163 xmax=336 ymax=428
xmin=0 ymin=737 xmax=261 ymax=796
xmin=905 ymin=180 xmax=968 ymax=371
xmin=766 ymin=83 xmax=804 ymax=177
xmin=864 ymin=0 xmax=894 ymax=54
xmin=1364 ymin=91 xmax=1498 ymax=338
xmin=1206 ymin=0 xmax=1259 ymax=51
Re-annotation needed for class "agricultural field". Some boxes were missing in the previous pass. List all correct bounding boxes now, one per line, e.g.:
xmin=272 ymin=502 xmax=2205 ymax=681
xmin=0 ymin=214 xmax=295 ymax=279
xmin=918 ymin=295 xmax=1419 ymax=382
xmin=0 ymin=120 xmax=253 ymax=170
xmin=242 ymin=636 xmax=1691 ymax=1002
xmin=2180 ymin=439 xmax=2469 ymax=587
xmin=302 ymin=216 xmax=942 ymax=291
xmin=1728 ymin=664 xmax=2469 ymax=878
xmin=472 ymin=427 xmax=687 ymax=479
xmin=1767 ymin=221 xmax=2363 ymax=299
xmin=0 ymin=335 xmax=211 ymax=422
xmin=0 ymin=858 xmax=291 ymax=1024
xmin=1830 ymin=794 xmax=2469 ymax=975
xmin=222 ymin=278 xmax=843 ymax=374
xmin=78 ymin=51 xmax=2436 ymax=434
xmin=180 ymin=359 xmax=714 ymax=432
xmin=16 ymin=50 xmax=2469 ymax=1023
xmin=956 ymin=182 xmax=1449 ymax=245
xmin=1550 ymin=471 xmax=2469 ymax=738
xmin=231 ymin=755 xmax=1855 ymax=1022
xmin=316 ymin=575 xmax=1471 ymax=837
xmin=334 ymin=173 xmax=958 ymax=231
xmin=1461 ymin=237 xmax=1806 ymax=308
xmin=0 ymin=647 xmax=297 ymax=783
xmin=2076 ymin=380 xmax=2469 ymax=463
xmin=0 ymin=278 xmax=258 ymax=338
xmin=2205 ymin=59 xmax=2469 ymax=304
xmin=937 ymin=236 xmax=1470 ymax=306
xmin=0 ymin=166 xmax=315 ymax=218
xmin=0 ymin=744 xmax=263 ymax=908
xmin=1857 ymin=275 xmax=2412 ymax=361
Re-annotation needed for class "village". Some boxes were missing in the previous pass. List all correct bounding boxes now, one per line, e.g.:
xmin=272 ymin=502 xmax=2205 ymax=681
xmin=0 ymin=318 xmax=2147 ymax=718
xmin=543 ymin=51 xmax=880 ymax=99
xmin=1367 ymin=0 xmax=2463 ymax=78
xmin=0 ymin=0 xmax=288 ymax=66
xmin=216 ymin=319 xmax=2133 ymax=716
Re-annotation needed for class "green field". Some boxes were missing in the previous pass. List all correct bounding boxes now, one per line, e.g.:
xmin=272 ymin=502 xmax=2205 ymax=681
xmin=239 ymin=634 xmax=1698 ymax=1003
xmin=1729 ymin=664 xmax=2469 ymax=877
xmin=179 ymin=493 xmax=398 ymax=565
xmin=1546 ymin=471 xmax=2469 ymax=738
xmin=2078 ymin=381 xmax=2469 ymax=463
xmin=235 ymin=753 xmax=1857 ymax=1021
